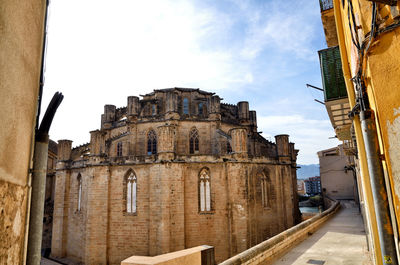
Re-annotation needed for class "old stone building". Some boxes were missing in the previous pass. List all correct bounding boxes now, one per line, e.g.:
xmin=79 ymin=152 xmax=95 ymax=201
xmin=42 ymin=140 xmax=58 ymax=257
xmin=51 ymin=87 xmax=300 ymax=264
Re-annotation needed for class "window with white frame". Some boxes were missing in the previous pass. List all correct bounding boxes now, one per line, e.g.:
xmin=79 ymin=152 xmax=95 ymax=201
xmin=126 ymin=171 xmax=137 ymax=214
xmin=199 ymin=168 xmax=211 ymax=212
xmin=260 ymin=173 xmax=271 ymax=208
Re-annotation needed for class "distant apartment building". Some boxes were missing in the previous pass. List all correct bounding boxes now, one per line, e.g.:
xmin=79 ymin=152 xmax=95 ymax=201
xmin=318 ymin=145 xmax=356 ymax=200
xmin=304 ymin=176 xmax=321 ymax=195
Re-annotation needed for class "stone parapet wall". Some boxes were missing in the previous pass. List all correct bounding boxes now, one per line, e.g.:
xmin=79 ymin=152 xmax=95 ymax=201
xmin=121 ymin=245 xmax=214 ymax=265
xmin=219 ymin=200 xmax=340 ymax=265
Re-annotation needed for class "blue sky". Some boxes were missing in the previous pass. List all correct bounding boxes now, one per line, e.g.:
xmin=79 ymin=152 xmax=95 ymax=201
xmin=42 ymin=0 xmax=339 ymax=164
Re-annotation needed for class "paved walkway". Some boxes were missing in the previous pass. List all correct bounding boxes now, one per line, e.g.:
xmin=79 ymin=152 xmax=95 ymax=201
xmin=272 ymin=201 xmax=372 ymax=265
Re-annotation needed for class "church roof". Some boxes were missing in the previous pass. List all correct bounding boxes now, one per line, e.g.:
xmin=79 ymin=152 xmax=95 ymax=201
xmin=140 ymin=87 xmax=215 ymax=97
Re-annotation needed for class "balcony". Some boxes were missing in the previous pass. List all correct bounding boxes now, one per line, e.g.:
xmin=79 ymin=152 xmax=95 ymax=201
xmin=319 ymin=46 xmax=352 ymax=140
xmin=319 ymin=0 xmax=338 ymax=47
xmin=320 ymin=0 xmax=333 ymax=11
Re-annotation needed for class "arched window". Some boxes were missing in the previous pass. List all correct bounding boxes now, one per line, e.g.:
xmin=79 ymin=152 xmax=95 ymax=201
xmin=260 ymin=173 xmax=271 ymax=208
xmin=147 ymin=130 xmax=157 ymax=155
xmin=227 ymin=141 xmax=232 ymax=154
xmin=183 ymin=98 xmax=189 ymax=115
xmin=117 ymin=142 xmax=123 ymax=157
xmin=189 ymin=128 xmax=199 ymax=154
xmin=77 ymin=174 xmax=82 ymax=211
xmin=126 ymin=171 xmax=137 ymax=214
xmin=199 ymin=168 xmax=211 ymax=212
xmin=198 ymin=103 xmax=203 ymax=115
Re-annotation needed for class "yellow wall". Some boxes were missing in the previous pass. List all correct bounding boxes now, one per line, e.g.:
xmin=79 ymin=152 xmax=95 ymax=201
xmin=333 ymin=0 xmax=400 ymax=263
xmin=0 ymin=0 xmax=47 ymax=263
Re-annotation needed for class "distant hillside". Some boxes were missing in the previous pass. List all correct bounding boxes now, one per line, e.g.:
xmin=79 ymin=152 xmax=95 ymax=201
xmin=297 ymin=164 xmax=319 ymax=179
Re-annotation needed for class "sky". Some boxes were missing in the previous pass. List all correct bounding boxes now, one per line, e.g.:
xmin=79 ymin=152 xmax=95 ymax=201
xmin=41 ymin=0 xmax=339 ymax=164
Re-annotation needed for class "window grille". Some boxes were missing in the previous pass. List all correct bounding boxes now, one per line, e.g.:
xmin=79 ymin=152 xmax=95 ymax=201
xmin=319 ymin=0 xmax=333 ymax=11
xmin=189 ymin=128 xmax=199 ymax=154
xmin=147 ymin=130 xmax=157 ymax=155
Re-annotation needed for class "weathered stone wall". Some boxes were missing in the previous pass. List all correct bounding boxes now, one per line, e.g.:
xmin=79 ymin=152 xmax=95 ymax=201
xmin=108 ymin=165 xmax=150 ymax=264
xmin=107 ymin=120 xmax=252 ymax=158
xmin=52 ymin=88 xmax=299 ymax=264
xmin=0 ymin=180 xmax=28 ymax=264
xmin=66 ymin=170 xmax=86 ymax=263
xmin=0 ymin=0 xmax=47 ymax=263
xmin=52 ymin=161 xmax=296 ymax=264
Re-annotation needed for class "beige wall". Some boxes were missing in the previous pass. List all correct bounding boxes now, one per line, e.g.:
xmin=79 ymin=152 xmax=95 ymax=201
xmin=318 ymin=145 xmax=355 ymax=200
xmin=0 ymin=0 xmax=46 ymax=264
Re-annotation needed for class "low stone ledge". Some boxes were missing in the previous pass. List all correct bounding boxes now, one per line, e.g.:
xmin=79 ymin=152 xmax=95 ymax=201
xmin=220 ymin=200 xmax=340 ymax=265
xmin=121 ymin=245 xmax=214 ymax=265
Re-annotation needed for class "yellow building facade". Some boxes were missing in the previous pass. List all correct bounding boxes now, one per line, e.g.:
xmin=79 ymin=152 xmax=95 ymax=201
xmin=319 ymin=0 xmax=400 ymax=264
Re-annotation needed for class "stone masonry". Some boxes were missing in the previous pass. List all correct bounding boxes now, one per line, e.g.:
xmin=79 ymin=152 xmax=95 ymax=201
xmin=51 ymin=88 xmax=300 ymax=264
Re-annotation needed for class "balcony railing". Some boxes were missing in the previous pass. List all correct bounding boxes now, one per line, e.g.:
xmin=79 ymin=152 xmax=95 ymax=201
xmin=320 ymin=0 xmax=333 ymax=11
xmin=318 ymin=46 xmax=347 ymax=101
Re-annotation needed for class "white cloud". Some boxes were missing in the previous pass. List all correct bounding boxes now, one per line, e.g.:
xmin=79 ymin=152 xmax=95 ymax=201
xmin=41 ymin=0 xmax=332 ymax=165
xmin=43 ymin=0 xmax=247 ymax=142
xmin=258 ymin=115 xmax=339 ymax=164
xmin=235 ymin=1 xmax=320 ymax=60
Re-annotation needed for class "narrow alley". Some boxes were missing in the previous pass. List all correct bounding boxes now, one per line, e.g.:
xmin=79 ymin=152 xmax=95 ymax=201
xmin=272 ymin=201 xmax=372 ymax=265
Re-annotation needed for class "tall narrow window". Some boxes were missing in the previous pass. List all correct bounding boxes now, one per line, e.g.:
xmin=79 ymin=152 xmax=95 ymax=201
xmin=260 ymin=173 xmax=271 ymax=208
xmin=198 ymin=103 xmax=203 ymax=115
xmin=117 ymin=142 xmax=123 ymax=157
xmin=147 ymin=130 xmax=157 ymax=155
xmin=152 ymin=104 xmax=156 ymax=116
xmin=189 ymin=128 xmax=199 ymax=154
xmin=227 ymin=141 xmax=232 ymax=154
xmin=126 ymin=171 xmax=137 ymax=214
xmin=183 ymin=98 xmax=189 ymax=115
xmin=77 ymin=174 xmax=82 ymax=212
xmin=199 ymin=169 xmax=211 ymax=212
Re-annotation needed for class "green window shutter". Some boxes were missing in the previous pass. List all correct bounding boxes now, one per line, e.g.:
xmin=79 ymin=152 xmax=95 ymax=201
xmin=318 ymin=46 xmax=348 ymax=101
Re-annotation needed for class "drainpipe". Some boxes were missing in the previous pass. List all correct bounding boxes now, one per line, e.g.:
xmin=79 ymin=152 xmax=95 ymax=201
xmin=27 ymin=92 xmax=63 ymax=265
xmin=360 ymin=109 xmax=398 ymax=265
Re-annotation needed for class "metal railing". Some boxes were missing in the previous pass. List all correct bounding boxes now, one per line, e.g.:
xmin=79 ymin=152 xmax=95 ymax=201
xmin=320 ymin=0 xmax=333 ymax=11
